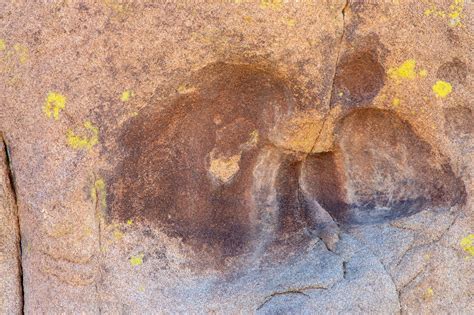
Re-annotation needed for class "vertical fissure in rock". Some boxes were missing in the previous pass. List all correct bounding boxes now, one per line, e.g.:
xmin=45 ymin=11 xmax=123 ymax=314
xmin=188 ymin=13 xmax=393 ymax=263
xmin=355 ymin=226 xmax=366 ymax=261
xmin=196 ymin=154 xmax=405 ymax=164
xmin=1 ymin=134 xmax=24 ymax=314
xmin=308 ymin=0 xmax=348 ymax=154
xmin=93 ymin=173 xmax=103 ymax=314
xmin=326 ymin=0 xmax=348 ymax=103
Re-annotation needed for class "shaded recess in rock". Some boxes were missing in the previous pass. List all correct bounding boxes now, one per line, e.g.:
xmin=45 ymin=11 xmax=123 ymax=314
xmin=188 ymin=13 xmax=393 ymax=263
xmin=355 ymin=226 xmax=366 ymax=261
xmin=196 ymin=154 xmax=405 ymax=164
xmin=108 ymin=62 xmax=305 ymax=261
xmin=298 ymin=109 xmax=466 ymax=225
xmin=331 ymin=108 xmax=466 ymax=224
xmin=274 ymin=154 xmax=318 ymax=237
xmin=332 ymin=51 xmax=385 ymax=107
xmin=300 ymin=151 xmax=348 ymax=223
xmin=108 ymin=63 xmax=466 ymax=270
xmin=275 ymin=157 xmax=305 ymax=235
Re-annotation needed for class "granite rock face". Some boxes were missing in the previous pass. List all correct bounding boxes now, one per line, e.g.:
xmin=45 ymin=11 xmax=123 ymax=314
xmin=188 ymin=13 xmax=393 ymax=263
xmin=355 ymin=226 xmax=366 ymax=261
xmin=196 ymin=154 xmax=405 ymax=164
xmin=0 ymin=1 xmax=473 ymax=313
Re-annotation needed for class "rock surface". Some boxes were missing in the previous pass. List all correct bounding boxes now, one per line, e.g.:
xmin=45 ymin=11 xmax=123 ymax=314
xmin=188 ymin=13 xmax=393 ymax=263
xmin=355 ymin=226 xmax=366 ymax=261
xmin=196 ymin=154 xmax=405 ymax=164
xmin=0 ymin=0 xmax=473 ymax=313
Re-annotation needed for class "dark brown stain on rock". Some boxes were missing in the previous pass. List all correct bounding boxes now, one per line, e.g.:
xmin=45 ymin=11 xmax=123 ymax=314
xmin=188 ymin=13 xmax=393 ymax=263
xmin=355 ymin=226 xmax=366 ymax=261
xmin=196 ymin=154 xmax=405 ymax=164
xmin=437 ymin=58 xmax=468 ymax=85
xmin=274 ymin=155 xmax=316 ymax=237
xmin=300 ymin=151 xmax=348 ymax=224
xmin=108 ymin=61 xmax=466 ymax=270
xmin=443 ymin=106 xmax=473 ymax=147
xmin=332 ymin=51 xmax=385 ymax=107
xmin=108 ymin=63 xmax=297 ymax=261
xmin=334 ymin=108 xmax=466 ymax=224
xmin=446 ymin=28 xmax=461 ymax=44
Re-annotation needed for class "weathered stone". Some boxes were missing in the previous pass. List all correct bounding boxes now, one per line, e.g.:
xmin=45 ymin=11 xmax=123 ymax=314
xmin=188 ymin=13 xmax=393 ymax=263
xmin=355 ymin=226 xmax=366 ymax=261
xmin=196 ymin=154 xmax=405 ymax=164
xmin=0 ymin=138 xmax=22 ymax=314
xmin=0 ymin=0 xmax=472 ymax=313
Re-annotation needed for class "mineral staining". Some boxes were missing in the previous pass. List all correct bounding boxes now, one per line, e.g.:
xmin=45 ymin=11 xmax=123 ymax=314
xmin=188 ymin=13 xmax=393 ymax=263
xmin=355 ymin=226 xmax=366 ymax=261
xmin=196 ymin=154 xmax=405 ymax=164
xmin=333 ymin=51 xmax=385 ymax=107
xmin=108 ymin=63 xmax=298 ymax=260
xmin=437 ymin=58 xmax=467 ymax=85
xmin=43 ymin=92 xmax=66 ymax=120
xmin=108 ymin=63 xmax=466 ymax=268
xmin=432 ymin=80 xmax=452 ymax=98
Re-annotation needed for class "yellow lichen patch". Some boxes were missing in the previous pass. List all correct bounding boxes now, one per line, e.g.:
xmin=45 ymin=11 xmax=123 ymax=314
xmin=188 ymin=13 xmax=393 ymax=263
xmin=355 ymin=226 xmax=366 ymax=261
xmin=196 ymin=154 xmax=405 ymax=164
xmin=120 ymin=90 xmax=133 ymax=102
xmin=13 ymin=44 xmax=28 ymax=64
xmin=388 ymin=60 xmax=429 ymax=82
xmin=423 ymin=287 xmax=434 ymax=300
xmin=448 ymin=0 xmax=464 ymax=26
xmin=271 ymin=110 xmax=323 ymax=153
xmin=247 ymin=130 xmax=259 ymax=147
xmin=67 ymin=121 xmax=99 ymax=150
xmin=284 ymin=18 xmax=296 ymax=27
xmin=209 ymin=151 xmax=241 ymax=183
xmin=43 ymin=92 xmax=66 ymax=120
xmin=0 ymin=39 xmax=5 ymax=51
xmin=388 ymin=59 xmax=417 ymax=81
xmin=48 ymin=223 xmax=74 ymax=238
xmin=392 ymin=97 xmax=401 ymax=106
xmin=103 ymin=0 xmax=125 ymax=13
xmin=82 ymin=226 xmax=94 ymax=238
xmin=432 ymin=80 xmax=452 ymax=98
xmin=91 ymin=177 xmax=107 ymax=210
xmin=113 ymin=229 xmax=124 ymax=241
xmin=126 ymin=219 xmax=133 ymax=226
xmin=460 ymin=234 xmax=474 ymax=256
xmin=177 ymin=84 xmax=196 ymax=94
xmin=259 ymin=0 xmax=283 ymax=10
xmin=423 ymin=0 xmax=464 ymax=27
xmin=130 ymin=253 xmax=144 ymax=266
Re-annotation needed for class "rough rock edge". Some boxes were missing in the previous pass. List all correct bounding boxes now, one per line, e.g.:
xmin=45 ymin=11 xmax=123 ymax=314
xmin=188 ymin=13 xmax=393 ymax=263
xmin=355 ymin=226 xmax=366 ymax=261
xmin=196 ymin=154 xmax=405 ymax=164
xmin=0 ymin=134 xmax=24 ymax=314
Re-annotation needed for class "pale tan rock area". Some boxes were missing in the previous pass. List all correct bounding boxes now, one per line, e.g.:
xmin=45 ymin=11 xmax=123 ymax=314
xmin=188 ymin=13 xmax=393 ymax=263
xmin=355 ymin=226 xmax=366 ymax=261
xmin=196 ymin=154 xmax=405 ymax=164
xmin=0 ymin=0 xmax=473 ymax=314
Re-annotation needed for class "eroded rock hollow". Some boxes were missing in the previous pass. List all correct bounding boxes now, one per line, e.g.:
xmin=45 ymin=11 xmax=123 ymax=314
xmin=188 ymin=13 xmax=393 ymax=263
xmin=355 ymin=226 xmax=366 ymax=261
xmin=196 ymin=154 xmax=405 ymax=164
xmin=109 ymin=62 xmax=466 ymax=271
